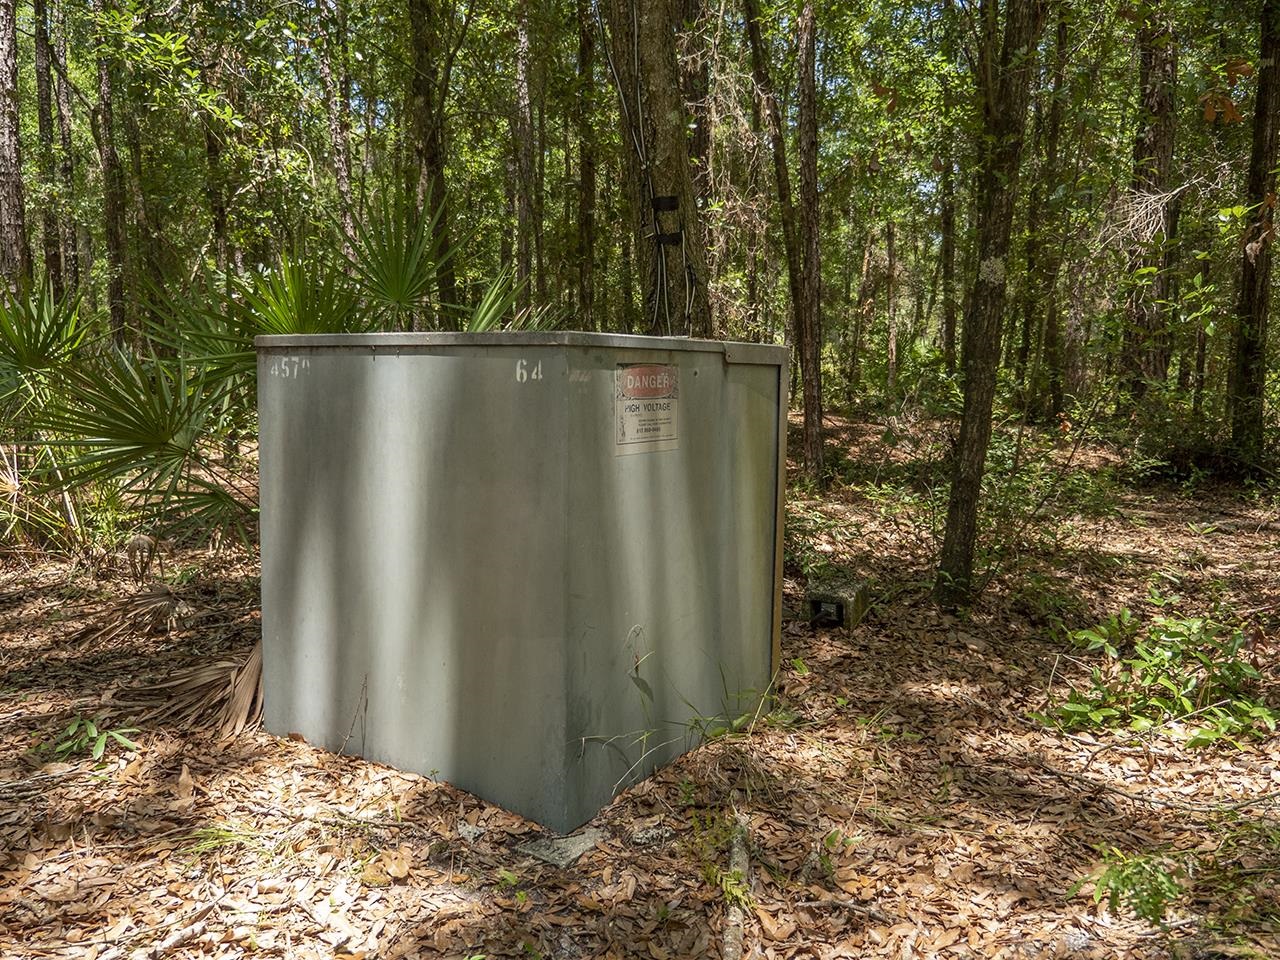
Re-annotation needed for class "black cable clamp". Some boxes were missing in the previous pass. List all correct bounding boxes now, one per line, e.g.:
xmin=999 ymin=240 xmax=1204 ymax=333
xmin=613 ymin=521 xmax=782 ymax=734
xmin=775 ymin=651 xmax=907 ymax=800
xmin=651 ymin=195 xmax=679 ymax=212
xmin=655 ymin=230 xmax=683 ymax=246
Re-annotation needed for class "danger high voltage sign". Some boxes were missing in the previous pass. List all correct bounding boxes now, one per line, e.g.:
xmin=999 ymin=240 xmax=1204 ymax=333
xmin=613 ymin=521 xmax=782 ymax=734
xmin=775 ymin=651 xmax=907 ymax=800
xmin=615 ymin=363 xmax=679 ymax=454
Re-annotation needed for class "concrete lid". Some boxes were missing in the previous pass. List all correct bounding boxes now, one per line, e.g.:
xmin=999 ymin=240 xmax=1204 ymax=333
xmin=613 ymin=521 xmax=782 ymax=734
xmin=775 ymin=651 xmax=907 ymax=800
xmin=254 ymin=331 xmax=789 ymax=367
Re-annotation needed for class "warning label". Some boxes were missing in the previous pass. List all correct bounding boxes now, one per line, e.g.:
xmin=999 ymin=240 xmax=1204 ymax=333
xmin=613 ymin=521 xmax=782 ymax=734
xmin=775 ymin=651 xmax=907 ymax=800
xmin=615 ymin=363 xmax=679 ymax=454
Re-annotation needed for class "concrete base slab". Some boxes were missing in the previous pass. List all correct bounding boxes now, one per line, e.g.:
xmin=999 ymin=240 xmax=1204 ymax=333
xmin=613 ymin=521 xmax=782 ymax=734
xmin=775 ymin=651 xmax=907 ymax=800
xmin=517 ymin=827 xmax=608 ymax=868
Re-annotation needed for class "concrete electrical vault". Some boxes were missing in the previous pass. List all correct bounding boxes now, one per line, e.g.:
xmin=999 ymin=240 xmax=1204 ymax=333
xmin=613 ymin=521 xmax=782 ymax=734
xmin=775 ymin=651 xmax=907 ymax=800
xmin=256 ymin=332 xmax=787 ymax=833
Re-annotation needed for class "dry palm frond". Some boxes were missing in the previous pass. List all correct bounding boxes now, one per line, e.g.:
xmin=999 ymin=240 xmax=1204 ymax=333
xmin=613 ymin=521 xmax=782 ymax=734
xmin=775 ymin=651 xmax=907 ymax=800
xmin=71 ymin=582 xmax=189 ymax=649
xmin=118 ymin=639 xmax=262 ymax=738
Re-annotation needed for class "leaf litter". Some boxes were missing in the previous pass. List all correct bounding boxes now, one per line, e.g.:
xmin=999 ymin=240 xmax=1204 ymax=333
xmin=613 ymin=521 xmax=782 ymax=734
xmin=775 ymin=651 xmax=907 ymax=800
xmin=0 ymin=417 xmax=1277 ymax=959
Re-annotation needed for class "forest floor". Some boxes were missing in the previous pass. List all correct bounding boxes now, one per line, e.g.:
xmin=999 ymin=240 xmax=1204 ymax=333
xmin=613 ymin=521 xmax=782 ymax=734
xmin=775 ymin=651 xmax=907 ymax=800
xmin=1 ymin=414 xmax=1278 ymax=960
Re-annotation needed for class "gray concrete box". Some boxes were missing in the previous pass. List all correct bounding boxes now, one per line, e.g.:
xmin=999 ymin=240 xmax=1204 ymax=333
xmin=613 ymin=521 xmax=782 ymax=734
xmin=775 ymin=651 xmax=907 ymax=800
xmin=256 ymin=332 xmax=787 ymax=833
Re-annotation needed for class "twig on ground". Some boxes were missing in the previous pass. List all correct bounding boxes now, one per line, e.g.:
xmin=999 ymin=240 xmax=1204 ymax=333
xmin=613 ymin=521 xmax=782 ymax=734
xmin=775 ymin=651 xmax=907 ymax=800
xmin=721 ymin=813 xmax=751 ymax=960
xmin=147 ymin=906 xmax=214 ymax=957
xmin=796 ymin=898 xmax=893 ymax=924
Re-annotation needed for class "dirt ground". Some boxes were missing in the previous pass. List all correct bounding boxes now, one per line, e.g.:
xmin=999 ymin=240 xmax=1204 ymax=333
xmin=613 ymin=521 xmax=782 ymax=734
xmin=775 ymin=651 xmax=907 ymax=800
xmin=1 ymin=416 xmax=1278 ymax=959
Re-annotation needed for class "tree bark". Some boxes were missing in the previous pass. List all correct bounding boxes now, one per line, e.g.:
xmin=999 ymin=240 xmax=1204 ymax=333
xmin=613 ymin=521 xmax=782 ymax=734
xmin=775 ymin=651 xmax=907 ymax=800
xmin=513 ymin=0 xmax=535 ymax=314
xmin=93 ymin=0 xmax=128 ymax=340
xmin=576 ymin=0 xmax=596 ymax=328
xmin=846 ymin=225 xmax=877 ymax=403
xmin=196 ymin=23 xmax=230 ymax=279
xmin=33 ymin=0 xmax=61 ymax=296
xmin=744 ymin=0 xmax=823 ymax=476
xmin=885 ymin=219 xmax=898 ymax=395
xmin=1228 ymin=0 xmax=1280 ymax=464
xmin=53 ymin=0 xmax=78 ymax=291
xmin=121 ymin=88 xmax=164 ymax=296
xmin=935 ymin=0 xmax=1043 ymax=605
xmin=534 ymin=92 xmax=547 ymax=306
xmin=1036 ymin=10 xmax=1069 ymax=419
xmin=318 ymin=0 xmax=356 ymax=254
xmin=1015 ymin=99 xmax=1043 ymax=394
xmin=601 ymin=0 xmax=712 ymax=337
xmin=743 ymin=0 xmax=800 ymax=330
xmin=679 ymin=0 xmax=711 ymax=206
xmin=1121 ymin=3 xmax=1177 ymax=399
xmin=940 ymin=157 xmax=957 ymax=374
xmin=0 ymin=0 xmax=30 ymax=289
xmin=796 ymin=0 xmax=823 ymax=476
xmin=407 ymin=0 xmax=460 ymax=316
xmin=620 ymin=179 xmax=635 ymax=332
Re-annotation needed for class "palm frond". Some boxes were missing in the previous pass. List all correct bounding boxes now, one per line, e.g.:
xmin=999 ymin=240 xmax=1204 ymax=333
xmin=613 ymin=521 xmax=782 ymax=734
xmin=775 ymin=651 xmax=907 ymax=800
xmin=346 ymin=196 xmax=452 ymax=328
xmin=162 ymin=482 xmax=256 ymax=546
xmin=35 ymin=350 xmax=213 ymax=498
xmin=0 ymin=283 xmax=88 ymax=417
xmin=462 ymin=268 xmax=521 ymax=332
xmin=245 ymin=254 xmax=362 ymax=335
xmin=119 ymin=639 xmax=262 ymax=738
xmin=141 ymin=274 xmax=257 ymax=383
xmin=71 ymin=583 xmax=188 ymax=650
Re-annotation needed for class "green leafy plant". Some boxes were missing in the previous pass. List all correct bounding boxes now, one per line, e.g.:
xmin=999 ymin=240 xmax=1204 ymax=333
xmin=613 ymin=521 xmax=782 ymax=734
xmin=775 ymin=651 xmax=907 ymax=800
xmin=346 ymin=195 xmax=454 ymax=329
xmin=1039 ymin=611 xmax=1277 ymax=746
xmin=1075 ymin=847 xmax=1186 ymax=925
xmin=684 ymin=811 xmax=752 ymax=907
xmin=244 ymin=253 xmax=363 ymax=335
xmin=0 ymin=282 xmax=87 ymax=417
xmin=496 ymin=868 xmax=520 ymax=889
xmin=705 ymin=865 xmax=752 ymax=909
xmin=817 ymin=828 xmax=858 ymax=877
xmin=1071 ymin=607 xmax=1138 ymax=658
xmin=41 ymin=715 xmax=140 ymax=761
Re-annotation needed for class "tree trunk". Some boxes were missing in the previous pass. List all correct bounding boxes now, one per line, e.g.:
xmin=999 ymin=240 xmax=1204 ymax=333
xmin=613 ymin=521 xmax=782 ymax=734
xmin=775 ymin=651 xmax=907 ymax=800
xmin=620 ymin=181 xmax=635 ymax=332
xmin=33 ymin=0 xmax=61 ymax=297
xmin=576 ymin=0 xmax=596 ymax=328
xmin=0 ymin=0 xmax=30 ymax=288
xmin=93 ymin=0 xmax=127 ymax=340
xmin=796 ymin=0 xmax=823 ymax=475
xmin=678 ymin=0 xmax=713 ymax=333
xmin=746 ymin=96 xmax=764 ymax=338
xmin=1015 ymin=99 xmax=1044 ymax=395
xmin=535 ymin=92 xmax=547 ymax=306
xmin=935 ymin=0 xmax=1043 ymax=605
xmin=1036 ymin=10 xmax=1069 ymax=419
xmin=53 ymin=0 xmax=78 ymax=291
xmin=1191 ymin=273 xmax=1208 ymax=416
xmin=1121 ymin=4 xmax=1177 ymax=399
xmin=407 ymin=0 xmax=460 ymax=315
xmin=744 ymin=0 xmax=822 ymax=475
xmin=121 ymin=89 xmax=164 ymax=296
xmin=940 ymin=157 xmax=957 ymax=374
xmin=846 ymin=225 xmax=878 ymax=403
xmin=885 ymin=219 xmax=898 ymax=395
xmin=679 ymin=0 xmax=711 ymax=207
xmin=602 ymin=0 xmax=712 ymax=337
xmin=1228 ymin=0 xmax=1280 ymax=463
xmin=204 ymin=119 xmax=229 ymax=275
xmin=318 ymin=0 xmax=356 ymax=254
xmin=513 ymin=0 xmax=534 ymax=314
xmin=743 ymin=0 xmax=801 ymax=331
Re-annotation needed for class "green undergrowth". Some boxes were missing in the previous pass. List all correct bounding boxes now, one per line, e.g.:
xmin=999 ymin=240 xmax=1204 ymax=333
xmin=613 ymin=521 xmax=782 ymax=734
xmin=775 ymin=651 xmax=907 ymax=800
xmin=1036 ymin=608 xmax=1277 ymax=747
xmin=1076 ymin=815 xmax=1280 ymax=936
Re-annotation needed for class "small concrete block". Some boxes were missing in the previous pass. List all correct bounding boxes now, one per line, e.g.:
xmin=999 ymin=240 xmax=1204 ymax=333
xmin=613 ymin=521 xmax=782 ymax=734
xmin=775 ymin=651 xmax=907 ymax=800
xmin=807 ymin=574 xmax=871 ymax=628
xmin=518 ymin=826 xmax=608 ymax=868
